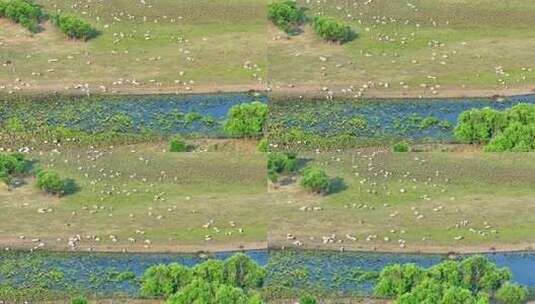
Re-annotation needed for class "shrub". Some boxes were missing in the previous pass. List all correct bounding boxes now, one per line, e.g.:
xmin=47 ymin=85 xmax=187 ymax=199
xmin=224 ymin=101 xmax=268 ymax=137
xmin=301 ymin=166 xmax=330 ymax=194
xmin=71 ymin=296 xmax=88 ymax=304
xmin=299 ymin=294 xmax=317 ymax=304
xmin=223 ymin=253 xmax=267 ymax=289
xmin=36 ymin=170 xmax=65 ymax=195
xmin=257 ymin=137 xmax=269 ymax=152
xmin=51 ymin=14 xmax=99 ymax=40
xmin=267 ymin=152 xmax=298 ymax=174
xmin=312 ymin=16 xmax=355 ymax=43
xmin=392 ymin=141 xmax=410 ymax=152
xmin=267 ymin=0 xmax=305 ymax=33
xmin=420 ymin=116 xmax=439 ymax=129
xmin=0 ymin=152 xmax=27 ymax=185
xmin=169 ymin=137 xmax=188 ymax=152
xmin=496 ymin=283 xmax=528 ymax=304
xmin=0 ymin=0 xmax=43 ymax=32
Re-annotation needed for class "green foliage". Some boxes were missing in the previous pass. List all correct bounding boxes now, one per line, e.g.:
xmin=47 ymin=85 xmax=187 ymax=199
xmin=454 ymin=107 xmax=506 ymax=144
xmin=5 ymin=117 xmax=25 ymax=133
xmin=169 ymin=137 xmax=188 ymax=152
xmin=299 ymin=294 xmax=317 ymax=304
xmin=392 ymin=141 xmax=410 ymax=152
xmin=267 ymin=0 xmax=305 ymax=33
xmin=184 ymin=112 xmax=202 ymax=125
xmin=224 ymin=102 xmax=268 ymax=137
xmin=496 ymin=283 xmax=528 ymax=304
xmin=312 ymin=16 xmax=355 ymax=43
xmin=257 ymin=137 xmax=269 ymax=152
xmin=268 ymin=152 xmax=298 ymax=174
xmin=0 ymin=152 xmax=27 ymax=185
xmin=0 ymin=0 xmax=43 ymax=32
xmin=36 ymin=169 xmax=65 ymax=195
xmin=483 ymin=122 xmax=535 ymax=152
xmin=141 ymin=263 xmax=192 ymax=298
xmin=374 ymin=256 xmax=518 ymax=304
xmin=51 ymin=14 xmax=99 ymax=40
xmin=71 ymin=296 xmax=88 ymax=304
xmin=143 ymin=254 xmax=266 ymax=302
xmin=420 ymin=116 xmax=439 ymax=129
xmin=105 ymin=113 xmax=134 ymax=133
xmin=300 ymin=166 xmax=330 ymax=194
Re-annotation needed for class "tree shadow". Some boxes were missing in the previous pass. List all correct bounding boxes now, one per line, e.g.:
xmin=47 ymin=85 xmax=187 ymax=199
xmin=328 ymin=177 xmax=347 ymax=195
xmin=62 ymin=178 xmax=81 ymax=196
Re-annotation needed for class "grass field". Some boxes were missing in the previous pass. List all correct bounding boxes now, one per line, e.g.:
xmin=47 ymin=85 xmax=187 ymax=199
xmin=0 ymin=0 xmax=267 ymax=95
xmin=268 ymin=0 xmax=535 ymax=97
xmin=269 ymin=151 xmax=535 ymax=253
xmin=0 ymin=141 xmax=268 ymax=252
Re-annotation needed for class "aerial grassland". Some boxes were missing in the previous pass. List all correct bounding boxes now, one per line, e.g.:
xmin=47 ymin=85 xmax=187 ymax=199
xmin=0 ymin=141 xmax=268 ymax=252
xmin=0 ymin=0 xmax=267 ymax=95
xmin=268 ymin=0 xmax=535 ymax=98
xmin=269 ymin=151 xmax=535 ymax=253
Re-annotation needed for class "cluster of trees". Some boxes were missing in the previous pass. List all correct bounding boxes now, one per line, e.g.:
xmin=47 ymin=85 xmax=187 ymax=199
xmin=267 ymin=152 xmax=298 ymax=182
xmin=267 ymin=0 xmax=305 ymax=33
xmin=454 ymin=103 xmax=535 ymax=152
xmin=268 ymin=0 xmax=356 ymax=43
xmin=140 ymin=253 xmax=267 ymax=304
xmin=224 ymin=101 xmax=268 ymax=138
xmin=374 ymin=255 xmax=528 ymax=304
xmin=0 ymin=152 xmax=27 ymax=186
xmin=267 ymin=152 xmax=332 ymax=194
xmin=312 ymin=16 xmax=355 ymax=43
xmin=51 ymin=14 xmax=99 ymax=40
xmin=0 ymin=0 xmax=43 ymax=32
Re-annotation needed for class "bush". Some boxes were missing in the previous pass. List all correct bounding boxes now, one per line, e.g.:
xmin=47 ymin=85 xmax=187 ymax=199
xmin=0 ymin=152 xmax=27 ymax=185
xmin=267 ymin=0 xmax=305 ymax=33
xmin=299 ymin=294 xmax=317 ymax=304
xmin=71 ymin=296 xmax=88 ymax=304
xmin=392 ymin=141 xmax=410 ymax=152
xmin=312 ymin=16 xmax=355 ymax=43
xmin=257 ymin=137 xmax=269 ymax=152
xmin=51 ymin=14 xmax=98 ymax=40
xmin=169 ymin=137 xmax=188 ymax=152
xmin=224 ymin=102 xmax=268 ymax=137
xmin=36 ymin=170 xmax=65 ymax=195
xmin=301 ymin=166 xmax=330 ymax=194
xmin=267 ymin=152 xmax=298 ymax=174
xmin=496 ymin=283 xmax=528 ymax=304
xmin=0 ymin=0 xmax=43 ymax=32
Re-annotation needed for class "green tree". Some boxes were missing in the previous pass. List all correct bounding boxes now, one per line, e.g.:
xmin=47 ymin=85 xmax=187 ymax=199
xmin=214 ymin=284 xmax=248 ymax=304
xmin=483 ymin=122 xmax=535 ymax=152
xmin=496 ymin=283 xmax=528 ymax=304
xmin=36 ymin=170 xmax=65 ymax=195
xmin=223 ymin=253 xmax=267 ymax=289
xmin=141 ymin=263 xmax=192 ymax=297
xmin=166 ymin=278 xmax=214 ymax=304
xmin=440 ymin=286 xmax=476 ymax=304
xmin=312 ymin=16 xmax=355 ymax=43
xmin=224 ymin=102 xmax=268 ymax=137
xmin=267 ymin=0 xmax=305 ymax=33
xmin=51 ymin=14 xmax=99 ymax=40
xmin=300 ymin=166 xmax=330 ymax=194
xmin=192 ymin=260 xmax=225 ymax=285
xmin=0 ymin=0 xmax=43 ymax=32
xmin=454 ymin=107 xmax=506 ymax=144
xmin=374 ymin=263 xmax=425 ymax=297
